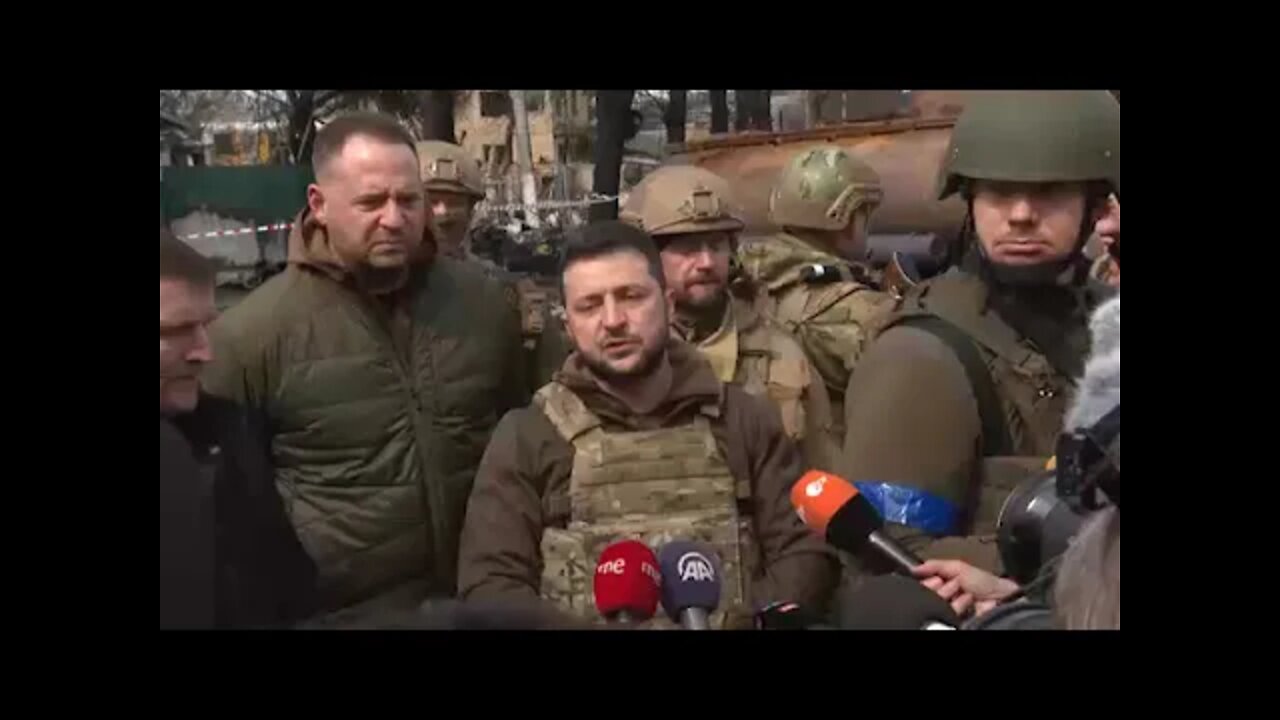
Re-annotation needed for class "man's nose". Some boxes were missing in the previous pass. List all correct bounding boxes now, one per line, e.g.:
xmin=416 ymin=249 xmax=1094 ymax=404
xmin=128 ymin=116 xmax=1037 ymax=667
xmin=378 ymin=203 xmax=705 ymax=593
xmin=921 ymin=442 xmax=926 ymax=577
xmin=381 ymin=202 xmax=408 ymax=230
xmin=1008 ymin=194 xmax=1037 ymax=224
xmin=691 ymin=247 xmax=716 ymax=271
xmin=432 ymin=201 xmax=448 ymax=218
xmin=187 ymin=325 xmax=214 ymax=364
xmin=601 ymin=297 xmax=627 ymax=330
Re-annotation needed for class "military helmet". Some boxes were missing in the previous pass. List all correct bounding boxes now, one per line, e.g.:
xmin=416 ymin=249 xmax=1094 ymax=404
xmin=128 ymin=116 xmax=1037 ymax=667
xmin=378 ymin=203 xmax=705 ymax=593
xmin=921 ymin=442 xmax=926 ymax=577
xmin=619 ymin=165 xmax=744 ymax=237
xmin=769 ymin=147 xmax=883 ymax=232
xmin=417 ymin=140 xmax=485 ymax=199
xmin=938 ymin=91 xmax=1121 ymax=201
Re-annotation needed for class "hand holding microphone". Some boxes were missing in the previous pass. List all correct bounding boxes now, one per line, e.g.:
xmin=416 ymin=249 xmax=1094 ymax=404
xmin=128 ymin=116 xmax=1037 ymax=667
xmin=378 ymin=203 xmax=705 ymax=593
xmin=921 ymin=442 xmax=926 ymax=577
xmin=657 ymin=541 xmax=722 ymax=630
xmin=911 ymin=559 xmax=1019 ymax=619
xmin=593 ymin=540 xmax=662 ymax=625
xmin=790 ymin=470 xmax=923 ymax=574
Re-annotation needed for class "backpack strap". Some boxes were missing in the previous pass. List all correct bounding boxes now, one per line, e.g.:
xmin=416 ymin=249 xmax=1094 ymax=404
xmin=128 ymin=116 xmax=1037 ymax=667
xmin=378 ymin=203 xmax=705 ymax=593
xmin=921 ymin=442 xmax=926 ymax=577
xmin=895 ymin=315 xmax=1012 ymax=458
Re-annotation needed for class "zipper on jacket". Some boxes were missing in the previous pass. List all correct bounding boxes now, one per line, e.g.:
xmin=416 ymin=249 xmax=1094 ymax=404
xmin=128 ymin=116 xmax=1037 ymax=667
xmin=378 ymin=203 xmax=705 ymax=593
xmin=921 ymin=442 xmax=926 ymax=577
xmin=353 ymin=286 xmax=448 ymax=593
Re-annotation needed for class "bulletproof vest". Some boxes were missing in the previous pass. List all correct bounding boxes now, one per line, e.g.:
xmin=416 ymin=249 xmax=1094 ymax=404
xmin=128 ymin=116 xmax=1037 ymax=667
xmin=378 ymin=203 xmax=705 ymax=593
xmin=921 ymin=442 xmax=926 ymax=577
xmin=880 ymin=269 xmax=1077 ymax=539
xmin=693 ymin=297 xmax=811 ymax=443
xmin=739 ymin=233 xmax=891 ymax=443
xmin=534 ymin=382 xmax=756 ymax=629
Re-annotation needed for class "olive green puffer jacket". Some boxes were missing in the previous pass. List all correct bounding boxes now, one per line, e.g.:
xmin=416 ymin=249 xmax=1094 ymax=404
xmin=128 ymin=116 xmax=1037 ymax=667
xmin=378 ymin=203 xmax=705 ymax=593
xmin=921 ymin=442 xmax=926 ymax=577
xmin=203 ymin=209 xmax=528 ymax=615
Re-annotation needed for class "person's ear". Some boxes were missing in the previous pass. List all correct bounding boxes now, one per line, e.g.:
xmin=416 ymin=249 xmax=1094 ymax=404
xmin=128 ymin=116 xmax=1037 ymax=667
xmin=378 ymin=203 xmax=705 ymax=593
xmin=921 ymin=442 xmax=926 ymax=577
xmin=308 ymin=184 xmax=326 ymax=224
xmin=664 ymin=285 xmax=677 ymax=318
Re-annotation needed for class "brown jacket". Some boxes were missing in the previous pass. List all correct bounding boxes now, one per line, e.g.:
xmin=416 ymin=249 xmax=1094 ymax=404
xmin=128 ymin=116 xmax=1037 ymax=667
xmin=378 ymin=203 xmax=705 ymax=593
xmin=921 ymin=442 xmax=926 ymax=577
xmin=457 ymin=340 xmax=839 ymax=614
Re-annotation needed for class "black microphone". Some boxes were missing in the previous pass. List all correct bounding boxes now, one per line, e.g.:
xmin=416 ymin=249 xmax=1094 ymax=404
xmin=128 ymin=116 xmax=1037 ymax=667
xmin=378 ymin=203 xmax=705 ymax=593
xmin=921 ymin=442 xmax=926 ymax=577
xmin=837 ymin=574 xmax=962 ymax=630
xmin=657 ymin=541 xmax=722 ymax=630
xmin=754 ymin=601 xmax=835 ymax=630
xmin=791 ymin=470 xmax=922 ymax=574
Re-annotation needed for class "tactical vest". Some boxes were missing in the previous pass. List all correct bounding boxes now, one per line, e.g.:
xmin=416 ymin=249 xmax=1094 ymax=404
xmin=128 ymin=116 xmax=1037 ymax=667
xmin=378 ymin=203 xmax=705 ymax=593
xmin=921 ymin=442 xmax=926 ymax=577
xmin=879 ymin=269 xmax=1077 ymax=539
xmin=534 ymin=382 xmax=756 ymax=629
xmin=694 ymin=297 xmax=811 ymax=443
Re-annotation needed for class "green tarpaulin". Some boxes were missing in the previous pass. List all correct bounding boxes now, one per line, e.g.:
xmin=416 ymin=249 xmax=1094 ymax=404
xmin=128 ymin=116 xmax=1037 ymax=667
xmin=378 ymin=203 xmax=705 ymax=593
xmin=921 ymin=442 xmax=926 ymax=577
xmin=160 ymin=165 xmax=314 ymax=225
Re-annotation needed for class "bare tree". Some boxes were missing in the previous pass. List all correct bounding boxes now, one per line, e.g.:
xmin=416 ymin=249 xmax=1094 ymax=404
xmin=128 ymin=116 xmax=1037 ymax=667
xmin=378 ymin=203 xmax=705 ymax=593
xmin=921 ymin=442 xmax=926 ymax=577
xmin=246 ymin=90 xmax=433 ymax=164
xmin=753 ymin=90 xmax=773 ymax=131
xmin=160 ymin=90 xmax=254 ymax=139
xmin=665 ymin=90 xmax=687 ymax=144
xmin=709 ymin=90 xmax=729 ymax=134
xmin=734 ymin=90 xmax=773 ymax=132
xmin=591 ymin=90 xmax=637 ymax=222
xmin=734 ymin=89 xmax=752 ymax=132
xmin=422 ymin=90 xmax=457 ymax=142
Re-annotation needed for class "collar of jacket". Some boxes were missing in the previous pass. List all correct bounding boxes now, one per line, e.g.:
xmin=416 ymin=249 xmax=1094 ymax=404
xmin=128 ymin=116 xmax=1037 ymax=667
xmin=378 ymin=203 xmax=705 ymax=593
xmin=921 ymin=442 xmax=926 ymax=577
xmin=285 ymin=205 xmax=438 ymax=286
xmin=553 ymin=339 xmax=723 ymax=429
xmin=168 ymin=392 xmax=238 ymax=458
xmin=675 ymin=297 xmax=739 ymax=384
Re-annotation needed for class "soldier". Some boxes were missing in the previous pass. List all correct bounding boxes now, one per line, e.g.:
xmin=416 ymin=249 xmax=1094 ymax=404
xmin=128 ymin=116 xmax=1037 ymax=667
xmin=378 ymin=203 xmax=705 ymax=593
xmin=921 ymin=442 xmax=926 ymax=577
xmin=418 ymin=139 xmax=487 ymax=261
xmin=619 ymin=165 xmax=836 ymax=469
xmin=737 ymin=147 xmax=896 ymax=448
xmin=839 ymin=90 xmax=1120 ymax=574
xmin=1090 ymin=195 xmax=1121 ymax=287
xmin=419 ymin=139 xmax=570 ymax=387
xmin=456 ymin=221 xmax=838 ymax=628
xmin=203 ymin=114 xmax=528 ymax=620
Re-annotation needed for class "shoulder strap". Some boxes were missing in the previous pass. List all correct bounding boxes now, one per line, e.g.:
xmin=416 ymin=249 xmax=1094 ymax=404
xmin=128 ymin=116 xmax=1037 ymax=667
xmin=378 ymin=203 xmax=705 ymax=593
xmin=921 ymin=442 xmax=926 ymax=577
xmin=895 ymin=315 xmax=1012 ymax=457
xmin=532 ymin=382 xmax=603 ymax=443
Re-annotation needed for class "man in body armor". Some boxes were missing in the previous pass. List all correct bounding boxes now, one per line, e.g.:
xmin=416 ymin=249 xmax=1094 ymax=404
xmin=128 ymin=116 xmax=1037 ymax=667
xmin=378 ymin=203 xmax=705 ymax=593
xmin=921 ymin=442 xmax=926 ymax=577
xmin=737 ymin=147 xmax=895 ymax=451
xmin=620 ymin=166 xmax=836 ymax=470
xmin=419 ymin=140 xmax=570 ymax=387
xmin=839 ymin=91 xmax=1121 ymax=574
xmin=456 ymin=221 xmax=838 ymax=628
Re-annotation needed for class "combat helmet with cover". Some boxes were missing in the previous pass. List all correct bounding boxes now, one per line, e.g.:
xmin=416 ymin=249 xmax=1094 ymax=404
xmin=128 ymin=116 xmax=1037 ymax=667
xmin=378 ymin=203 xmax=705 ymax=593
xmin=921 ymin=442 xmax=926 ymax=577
xmin=620 ymin=165 xmax=744 ymax=239
xmin=937 ymin=90 xmax=1120 ymax=202
xmin=417 ymin=140 xmax=486 ymax=199
xmin=769 ymin=147 xmax=883 ymax=232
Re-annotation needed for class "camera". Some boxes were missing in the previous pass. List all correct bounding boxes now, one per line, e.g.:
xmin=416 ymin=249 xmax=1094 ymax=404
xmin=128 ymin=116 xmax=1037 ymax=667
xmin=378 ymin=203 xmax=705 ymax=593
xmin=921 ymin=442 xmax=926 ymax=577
xmin=996 ymin=404 xmax=1121 ymax=585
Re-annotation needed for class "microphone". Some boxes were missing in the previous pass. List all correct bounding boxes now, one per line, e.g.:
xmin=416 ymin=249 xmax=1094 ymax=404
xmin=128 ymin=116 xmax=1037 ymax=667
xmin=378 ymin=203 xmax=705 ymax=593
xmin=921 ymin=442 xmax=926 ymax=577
xmin=791 ymin=470 xmax=923 ymax=573
xmin=657 ymin=541 xmax=722 ymax=630
xmin=593 ymin=540 xmax=662 ymax=625
xmin=754 ymin=601 xmax=834 ymax=631
xmin=837 ymin=574 xmax=962 ymax=630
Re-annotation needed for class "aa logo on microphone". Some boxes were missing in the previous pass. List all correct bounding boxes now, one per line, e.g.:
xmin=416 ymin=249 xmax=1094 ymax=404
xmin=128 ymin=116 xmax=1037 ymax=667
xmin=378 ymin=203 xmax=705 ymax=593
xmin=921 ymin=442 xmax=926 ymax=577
xmin=677 ymin=552 xmax=716 ymax=582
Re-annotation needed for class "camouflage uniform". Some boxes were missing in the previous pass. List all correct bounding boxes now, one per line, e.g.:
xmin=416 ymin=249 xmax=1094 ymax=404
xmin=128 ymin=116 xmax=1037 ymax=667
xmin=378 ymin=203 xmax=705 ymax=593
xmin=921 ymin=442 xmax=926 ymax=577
xmin=620 ymin=165 xmax=836 ymax=469
xmin=738 ymin=147 xmax=895 ymax=447
xmin=420 ymin=140 xmax=570 ymax=387
xmin=840 ymin=91 xmax=1121 ymax=574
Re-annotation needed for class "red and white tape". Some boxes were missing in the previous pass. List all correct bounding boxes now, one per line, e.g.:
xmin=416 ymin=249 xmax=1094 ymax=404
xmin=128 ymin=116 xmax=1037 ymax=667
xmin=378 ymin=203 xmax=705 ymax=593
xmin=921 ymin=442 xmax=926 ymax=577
xmin=177 ymin=193 xmax=619 ymax=241
xmin=180 ymin=222 xmax=294 ymax=241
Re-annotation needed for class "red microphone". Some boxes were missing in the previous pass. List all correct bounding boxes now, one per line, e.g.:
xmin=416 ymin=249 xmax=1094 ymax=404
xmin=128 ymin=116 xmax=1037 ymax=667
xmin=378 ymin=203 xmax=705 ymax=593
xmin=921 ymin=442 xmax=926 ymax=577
xmin=593 ymin=540 xmax=662 ymax=625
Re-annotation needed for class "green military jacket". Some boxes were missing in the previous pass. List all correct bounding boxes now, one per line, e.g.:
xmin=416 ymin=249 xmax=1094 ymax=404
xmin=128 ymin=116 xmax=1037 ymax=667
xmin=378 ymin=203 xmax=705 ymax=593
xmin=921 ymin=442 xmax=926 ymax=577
xmin=203 ymin=209 xmax=528 ymax=616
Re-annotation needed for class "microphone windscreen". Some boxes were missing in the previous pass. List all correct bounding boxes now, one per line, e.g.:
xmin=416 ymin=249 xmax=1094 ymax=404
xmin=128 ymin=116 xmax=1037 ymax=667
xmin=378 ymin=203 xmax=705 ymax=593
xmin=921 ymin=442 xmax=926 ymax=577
xmin=657 ymin=541 xmax=722 ymax=621
xmin=791 ymin=470 xmax=883 ymax=554
xmin=791 ymin=470 xmax=860 ymax=535
xmin=593 ymin=540 xmax=661 ymax=621
xmin=837 ymin=574 xmax=962 ymax=630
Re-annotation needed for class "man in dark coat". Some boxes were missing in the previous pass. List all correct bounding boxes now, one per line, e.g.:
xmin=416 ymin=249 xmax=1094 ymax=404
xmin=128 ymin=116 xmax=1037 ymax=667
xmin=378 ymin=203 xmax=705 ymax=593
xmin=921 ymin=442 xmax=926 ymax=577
xmin=159 ymin=230 xmax=317 ymax=628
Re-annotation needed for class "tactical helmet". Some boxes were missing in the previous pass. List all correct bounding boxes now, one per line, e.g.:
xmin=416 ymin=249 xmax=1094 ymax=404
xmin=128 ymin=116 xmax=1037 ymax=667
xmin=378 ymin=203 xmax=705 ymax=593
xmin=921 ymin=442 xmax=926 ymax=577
xmin=768 ymin=147 xmax=883 ymax=232
xmin=417 ymin=140 xmax=485 ymax=199
xmin=938 ymin=91 xmax=1120 ymax=201
xmin=619 ymin=165 xmax=744 ymax=237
